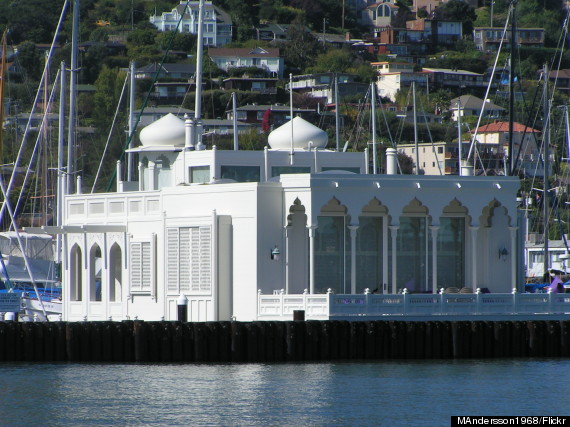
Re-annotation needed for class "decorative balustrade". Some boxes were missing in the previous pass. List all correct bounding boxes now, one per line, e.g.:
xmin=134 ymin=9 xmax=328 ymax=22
xmin=257 ymin=288 xmax=570 ymax=320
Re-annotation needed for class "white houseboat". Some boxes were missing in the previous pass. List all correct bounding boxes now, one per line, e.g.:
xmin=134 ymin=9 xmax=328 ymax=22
xmin=24 ymin=110 xmax=540 ymax=322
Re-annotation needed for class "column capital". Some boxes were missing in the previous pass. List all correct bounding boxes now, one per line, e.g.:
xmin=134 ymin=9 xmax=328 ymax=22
xmin=307 ymin=224 xmax=317 ymax=238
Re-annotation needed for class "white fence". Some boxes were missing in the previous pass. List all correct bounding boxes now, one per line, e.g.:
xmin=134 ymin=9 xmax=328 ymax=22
xmin=257 ymin=290 xmax=570 ymax=320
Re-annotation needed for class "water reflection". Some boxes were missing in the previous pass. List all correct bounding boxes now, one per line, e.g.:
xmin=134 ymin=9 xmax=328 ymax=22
xmin=0 ymin=360 xmax=569 ymax=426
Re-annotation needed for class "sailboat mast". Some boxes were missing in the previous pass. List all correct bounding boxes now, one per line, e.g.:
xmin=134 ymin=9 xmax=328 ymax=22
xmin=335 ymin=75 xmax=340 ymax=152
xmin=542 ymin=64 xmax=550 ymax=273
xmin=413 ymin=81 xmax=419 ymax=175
xmin=457 ymin=100 xmax=462 ymax=176
xmin=57 ymin=61 xmax=66 ymax=263
xmin=0 ymin=30 xmax=6 ymax=164
xmin=194 ymin=0 xmax=205 ymax=150
xmin=371 ymin=82 xmax=377 ymax=174
xmin=127 ymin=60 xmax=135 ymax=181
xmin=67 ymin=0 xmax=79 ymax=194
xmin=507 ymin=0 xmax=517 ymax=176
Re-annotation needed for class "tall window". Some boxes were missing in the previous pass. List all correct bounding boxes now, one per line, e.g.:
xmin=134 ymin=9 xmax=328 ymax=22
xmin=438 ymin=217 xmax=465 ymax=289
xmin=70 ymin=245 xmax=82 ymax=301
xmin=89 ymin=245 xmax=102 ymax=302
xmin=315 ymin=216 xmax=350 ymax=294
xmin=167 ymin=226 xmax=211 ymax=294
xmin=356 ymin=217 xmax=384 ymax=294
xmin=109 ymin=244 xmax=122 ymax=302
xmin=397 ymin=216 xmax=430 ymax=292
xmin=130 ymin=237 xmax=154 ymax=294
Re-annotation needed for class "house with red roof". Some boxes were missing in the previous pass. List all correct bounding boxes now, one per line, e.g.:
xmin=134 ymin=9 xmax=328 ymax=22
xmin=471 ymin=121 xmax=543 ymax=177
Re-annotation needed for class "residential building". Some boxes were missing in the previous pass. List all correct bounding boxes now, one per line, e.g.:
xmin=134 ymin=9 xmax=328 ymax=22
xmin=471 ymin=121 xmax=543 ymax=177
xmin=226 ymin=104 xmax=317 ymax=129
xmin=134 ymin=63 xmax=196 ymax=80
xmin=423 ymin=68 xmax=491 ymax=91
xmin=376 ymin=70 xmax=430 ymax=101
xmin=222 ymin=77 xmax=278 ymax=100
xmin=397 ymin=141 xmax=470 ymax=175
xmin=473 ymin=27 xmax=545 ymax=52
xmin=133 ymin=107 xmax=195 ymax=128
xmin=134 ymin=64 xmax=199 ymax=105
xmin=149 ymin=1 xmax=233 ymax=47
xmin=406 ymin=18 xmax=463 ymax=49
xmin=358 ymin=0 xmax=399 ymax=30
xmin=549 ymin=69 xmax=570 ymax=97
xmin=449 ymin=95 xmax=505 ymax=121
xmin=208 ymin=47 xmax=284 ymax=78
xmin=286 ymin=73 xmax=369 ymax=103
xmin=252 ymin=23 xmax=291 ymax=42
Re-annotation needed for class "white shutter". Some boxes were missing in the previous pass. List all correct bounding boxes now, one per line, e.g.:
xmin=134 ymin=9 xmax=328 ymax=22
xmin=199 ymin=226 xmax=211 ymax=292
xmin=179 ymin=228 xmax=191 ymax=292
xmin=130 ymin=242 xmax=142 ymax=291
xmin=166 ymin=228 xmax=179 ymax=292
xmin=191 ymin=227 xmax=200 ymax=291
xmin=141 ymin=242 xmax=151 ymax=291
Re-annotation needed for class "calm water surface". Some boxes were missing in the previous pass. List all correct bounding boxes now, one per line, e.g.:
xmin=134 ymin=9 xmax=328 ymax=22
xmin=0 ymin=359 xmax=569 ymax=426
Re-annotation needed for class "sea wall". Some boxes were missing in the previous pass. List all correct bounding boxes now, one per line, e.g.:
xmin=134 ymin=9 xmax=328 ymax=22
xmin=0 ymin=320 xmax=569 ymax=363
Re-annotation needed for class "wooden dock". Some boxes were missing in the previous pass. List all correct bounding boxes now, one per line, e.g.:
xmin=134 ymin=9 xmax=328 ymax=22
xmin=0 ymin=320 xmax=569 ymax=363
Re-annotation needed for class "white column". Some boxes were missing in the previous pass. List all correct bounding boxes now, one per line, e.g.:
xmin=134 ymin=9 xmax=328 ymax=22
xmin=470 ymin=226 xmax=479 ymax=290
xmin=430 ymin=226 xmax=439 ymax=294
xmin=308 ymin=225 xmax=317 ymax=294
xmin=389 ymin=225 xmax=399 ymax=294
xmin=285 ymin=226 xmax=291 ymax=294
xmin=348 ymin=225 xmax=359 ymax=294
xmin=148 ymin=161 xmax=156 ymax=191
xmin=138 ymin=162 xmax=144 ymax=191
xmin=509 ymin=226 xmax=518 ymax=291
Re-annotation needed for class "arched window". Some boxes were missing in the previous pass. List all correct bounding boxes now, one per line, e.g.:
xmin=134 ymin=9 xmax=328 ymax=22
xmin=70 ymin=245 xmax=82 ymax=301
xmin=109 ymin=244 xmax=122 ymax=302
xmin=89 ymin=245 xmax=102 ymax=302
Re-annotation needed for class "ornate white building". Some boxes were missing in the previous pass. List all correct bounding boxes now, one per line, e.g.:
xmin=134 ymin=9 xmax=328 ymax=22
xmin=43 ymin=113 xmax=521 ymax=322
xmin=149 ymin=1 xmax=232 ymax=47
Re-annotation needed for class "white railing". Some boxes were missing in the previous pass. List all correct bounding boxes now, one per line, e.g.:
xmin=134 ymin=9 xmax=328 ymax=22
xmin=257 ymin=288 xmax=570 ymax=320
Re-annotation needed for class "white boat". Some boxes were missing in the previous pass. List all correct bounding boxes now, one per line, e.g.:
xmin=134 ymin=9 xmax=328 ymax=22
xmin=0 ymin=231 xmax=62 ymax=321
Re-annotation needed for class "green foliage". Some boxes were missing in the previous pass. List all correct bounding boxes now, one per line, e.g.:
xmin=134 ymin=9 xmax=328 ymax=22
xmin=282 ymin=16 xmax=324 ymax=73
xmin=307 ymin=48 xmax=354 ymax=74
xmin=15 ymin=41 xmax=43 ymax=81
xmin=156 ymin=31 xmax=196 ymax=52
xmin=433 ymin=0 xmax=477 ymax=35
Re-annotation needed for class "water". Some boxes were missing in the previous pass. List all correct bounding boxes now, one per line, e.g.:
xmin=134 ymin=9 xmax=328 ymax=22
xmin=0 ymin=359 xmax=569 ymax=426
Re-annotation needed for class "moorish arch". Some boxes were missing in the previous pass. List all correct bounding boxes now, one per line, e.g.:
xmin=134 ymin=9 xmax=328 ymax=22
xmin=314 ymin=197 xmax=351 ymax=294
xmin=438 ymin=198 xmax=469 ymax=290
xmin=474 ymin=199 xmax=515 ymax=293
xmin=355 ymin=198 xmax=390 ymax=293
xmin=89 ymin=244 xmax=102 ymax=302
xmin=479 ymin=199 xmax=513 ymax=227
xmin=286 ymin=198 xmax=308 ymax=294
xmin=70 ymin=244 xmax=82 ymax=302
xmin=397 ymin=198 xmax=431 ymax=293
xmin=108 ymin=243 xmax=123 ymax=302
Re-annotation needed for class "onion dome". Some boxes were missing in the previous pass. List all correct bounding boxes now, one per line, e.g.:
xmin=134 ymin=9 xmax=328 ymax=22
xmin=268 ymin=116 xmax=328 ymax=150
xmin=139 ymin=113 xmax=185 ymax=147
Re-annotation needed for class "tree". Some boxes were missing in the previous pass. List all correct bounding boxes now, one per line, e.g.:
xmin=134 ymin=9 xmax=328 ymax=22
xmin=282 ymin=16 xmax=323 ymax=73
xmin=15 ymin=41 xmax=43 ymax=81
xmin=307 ymin=48 xmax=353 ymax=74
xmin=156 ymin=31 xmax=196 ymax=53
xmin=433 ymin=0 xmax=477 ymax=35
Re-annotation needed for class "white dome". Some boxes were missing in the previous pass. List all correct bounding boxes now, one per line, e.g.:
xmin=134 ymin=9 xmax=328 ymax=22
xmin=139 ymin=113 xmax=185 ymax=147
xmin=268 ymin=116 xmax=328 ymax=150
